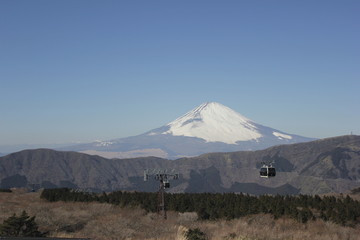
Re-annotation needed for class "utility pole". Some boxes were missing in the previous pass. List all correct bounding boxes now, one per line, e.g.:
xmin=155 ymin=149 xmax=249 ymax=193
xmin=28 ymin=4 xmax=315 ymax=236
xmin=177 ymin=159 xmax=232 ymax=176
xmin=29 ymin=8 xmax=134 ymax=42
xmin=144 ymin=169 xmax=179 ymax=219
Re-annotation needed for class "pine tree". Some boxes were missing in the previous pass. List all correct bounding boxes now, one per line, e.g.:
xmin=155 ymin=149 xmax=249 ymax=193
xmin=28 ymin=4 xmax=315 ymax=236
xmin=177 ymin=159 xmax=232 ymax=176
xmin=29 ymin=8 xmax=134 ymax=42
xmin=0 ymin=211 xmax=46 ymax=237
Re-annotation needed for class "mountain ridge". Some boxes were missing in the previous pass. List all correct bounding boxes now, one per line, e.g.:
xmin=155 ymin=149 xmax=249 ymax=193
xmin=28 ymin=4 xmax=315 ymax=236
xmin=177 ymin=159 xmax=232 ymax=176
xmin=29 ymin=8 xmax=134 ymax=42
xmin=1 ymin=135 xmax=359 ymax=195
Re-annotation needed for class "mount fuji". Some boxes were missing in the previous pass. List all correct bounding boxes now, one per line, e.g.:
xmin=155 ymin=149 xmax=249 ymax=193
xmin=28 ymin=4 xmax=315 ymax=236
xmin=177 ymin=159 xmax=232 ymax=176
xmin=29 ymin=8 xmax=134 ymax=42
xmin=62 ymin=102 xmax=315 ymax=159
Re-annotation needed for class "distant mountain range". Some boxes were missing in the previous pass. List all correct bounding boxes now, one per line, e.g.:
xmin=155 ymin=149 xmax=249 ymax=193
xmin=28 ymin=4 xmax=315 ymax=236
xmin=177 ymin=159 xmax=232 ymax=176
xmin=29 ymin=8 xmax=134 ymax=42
xmin=1 ymin=135 xmax=359 ymax=195
xmin=61 ymin=102 xmax=315 ymax=159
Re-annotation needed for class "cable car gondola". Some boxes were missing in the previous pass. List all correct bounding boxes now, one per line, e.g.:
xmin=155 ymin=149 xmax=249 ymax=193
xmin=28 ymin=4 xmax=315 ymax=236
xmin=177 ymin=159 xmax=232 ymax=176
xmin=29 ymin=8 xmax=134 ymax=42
xmin=163 ymin=180 xmax=170 ymax=188
xmin=259 ymin=162 xmax=276 ymax=178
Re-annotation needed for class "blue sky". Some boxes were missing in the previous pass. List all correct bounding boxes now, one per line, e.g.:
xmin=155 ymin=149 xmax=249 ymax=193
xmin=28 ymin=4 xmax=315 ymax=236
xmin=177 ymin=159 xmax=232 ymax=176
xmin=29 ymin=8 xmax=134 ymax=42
xmin=0 ymin=0 xmax=359 ymax=147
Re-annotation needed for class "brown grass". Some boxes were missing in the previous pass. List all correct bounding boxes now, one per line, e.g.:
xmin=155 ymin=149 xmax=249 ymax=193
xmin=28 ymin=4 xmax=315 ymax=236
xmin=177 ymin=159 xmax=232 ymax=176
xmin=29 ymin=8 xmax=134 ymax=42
xmin=1 ymin=189 xmax=360 ymax=240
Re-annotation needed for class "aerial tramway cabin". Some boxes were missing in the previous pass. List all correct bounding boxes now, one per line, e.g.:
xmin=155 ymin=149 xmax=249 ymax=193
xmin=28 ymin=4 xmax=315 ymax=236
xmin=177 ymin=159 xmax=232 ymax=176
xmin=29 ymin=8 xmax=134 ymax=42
xmin=260 ymin=163 xmax=276 ymax=178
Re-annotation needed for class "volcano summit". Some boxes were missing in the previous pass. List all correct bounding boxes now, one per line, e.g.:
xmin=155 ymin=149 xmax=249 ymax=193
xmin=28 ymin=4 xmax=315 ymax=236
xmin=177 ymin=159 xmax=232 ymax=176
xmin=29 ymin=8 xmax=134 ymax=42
xmin=159 ymin=102 xmax=268 ymax=143
xmin=63 ymin=102 xmax=315 ymax=159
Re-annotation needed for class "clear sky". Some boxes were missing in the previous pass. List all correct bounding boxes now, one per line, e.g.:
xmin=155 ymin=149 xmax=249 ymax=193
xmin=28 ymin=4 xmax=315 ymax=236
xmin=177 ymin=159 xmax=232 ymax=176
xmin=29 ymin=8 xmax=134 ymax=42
xmin=0 ymin=0 xmax=359 ymax=148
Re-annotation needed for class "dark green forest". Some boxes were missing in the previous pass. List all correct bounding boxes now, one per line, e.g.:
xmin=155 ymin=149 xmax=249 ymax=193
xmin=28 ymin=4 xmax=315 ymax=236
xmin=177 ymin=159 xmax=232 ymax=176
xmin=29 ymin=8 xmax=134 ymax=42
xmin=41 ymin=188 xmax=360 ymax=226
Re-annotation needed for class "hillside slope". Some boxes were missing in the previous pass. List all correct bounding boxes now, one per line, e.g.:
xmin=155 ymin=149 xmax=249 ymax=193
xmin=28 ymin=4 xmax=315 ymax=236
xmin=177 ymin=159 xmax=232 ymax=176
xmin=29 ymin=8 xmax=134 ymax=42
xmin=0 ymin=135 xmax=359 ymax=194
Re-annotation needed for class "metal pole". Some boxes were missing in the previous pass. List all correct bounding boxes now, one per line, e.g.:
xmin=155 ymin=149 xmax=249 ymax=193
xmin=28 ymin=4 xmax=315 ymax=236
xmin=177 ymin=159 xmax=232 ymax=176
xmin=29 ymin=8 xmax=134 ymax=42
xmin=158 ymin=175 xmax=167 ymax=219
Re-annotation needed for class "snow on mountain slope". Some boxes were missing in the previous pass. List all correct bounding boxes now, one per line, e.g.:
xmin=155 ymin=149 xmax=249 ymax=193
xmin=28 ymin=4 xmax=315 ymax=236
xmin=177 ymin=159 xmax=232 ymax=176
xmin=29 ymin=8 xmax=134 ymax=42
xmin=273 ymin=131 xmax=292 ymax=140
xmin=161 ymin=102 xmax=262 ymax=144
xmin=61 ymin=102 xmax=316 ymax=159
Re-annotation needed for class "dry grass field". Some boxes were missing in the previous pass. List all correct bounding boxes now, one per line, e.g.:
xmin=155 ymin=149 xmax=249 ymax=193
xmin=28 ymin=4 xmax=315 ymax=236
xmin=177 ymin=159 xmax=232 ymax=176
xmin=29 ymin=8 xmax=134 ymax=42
xmin=1 ymin=189 xmax=360 ymax=240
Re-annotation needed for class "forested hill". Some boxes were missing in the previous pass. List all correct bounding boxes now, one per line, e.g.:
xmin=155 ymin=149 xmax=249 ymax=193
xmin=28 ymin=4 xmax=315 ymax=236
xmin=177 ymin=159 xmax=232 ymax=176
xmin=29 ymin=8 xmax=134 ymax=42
xmin=0 ymin=135 xmax=359 ymax=195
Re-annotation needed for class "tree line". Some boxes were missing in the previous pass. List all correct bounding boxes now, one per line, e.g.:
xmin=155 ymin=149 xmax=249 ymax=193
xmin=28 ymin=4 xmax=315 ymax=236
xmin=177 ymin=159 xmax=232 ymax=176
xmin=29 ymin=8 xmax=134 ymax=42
xmin=40 ymin=188 xmax=360 ymax=226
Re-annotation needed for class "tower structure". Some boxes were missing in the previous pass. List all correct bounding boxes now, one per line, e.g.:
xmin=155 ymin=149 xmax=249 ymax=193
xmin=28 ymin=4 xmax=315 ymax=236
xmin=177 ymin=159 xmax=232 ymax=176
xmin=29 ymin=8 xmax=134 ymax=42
xmin=144 ymin=169 xmax=179 ymax=219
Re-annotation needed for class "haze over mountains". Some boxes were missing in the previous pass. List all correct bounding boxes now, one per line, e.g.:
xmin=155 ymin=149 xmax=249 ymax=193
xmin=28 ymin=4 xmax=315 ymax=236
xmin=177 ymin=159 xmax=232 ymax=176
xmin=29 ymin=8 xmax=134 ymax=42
xmin=1 ymin=135 xmax=359 ymax=195
xmin=62 ymin=102 xmax=315 ymax=159
xmin=3 ymin=102 xmax=358 ymax=195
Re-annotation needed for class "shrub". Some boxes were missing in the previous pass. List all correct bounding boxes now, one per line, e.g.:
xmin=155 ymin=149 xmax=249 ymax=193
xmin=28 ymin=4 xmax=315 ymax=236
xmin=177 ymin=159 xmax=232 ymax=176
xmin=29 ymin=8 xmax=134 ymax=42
xmin=0 ymin=210 xmax=46 ymax=237
xmin=0 ymin=188 xmax=11 ymax=192
xmin=184 ymin=228 xmax=207 ymax=240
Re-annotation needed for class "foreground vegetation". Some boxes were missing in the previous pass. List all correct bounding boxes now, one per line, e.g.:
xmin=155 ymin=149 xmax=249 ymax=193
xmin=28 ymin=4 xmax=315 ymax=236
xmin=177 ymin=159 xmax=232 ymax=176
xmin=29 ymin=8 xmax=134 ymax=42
xmin=41 ymin=188 xmax=360 ymax=226
xmin=1 ymin=189 xmax=360 ymax=240
xmin=0 ymin=210 xmax=47 ymax=237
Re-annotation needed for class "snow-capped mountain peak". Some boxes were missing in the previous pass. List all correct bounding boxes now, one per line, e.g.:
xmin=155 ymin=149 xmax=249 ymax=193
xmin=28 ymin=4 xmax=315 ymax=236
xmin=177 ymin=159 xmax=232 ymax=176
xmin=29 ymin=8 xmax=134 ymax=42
xmin=162 ymin=102 xmax=262 ymax=144
xmin=62 ymin=101 xmax=315 ymax=159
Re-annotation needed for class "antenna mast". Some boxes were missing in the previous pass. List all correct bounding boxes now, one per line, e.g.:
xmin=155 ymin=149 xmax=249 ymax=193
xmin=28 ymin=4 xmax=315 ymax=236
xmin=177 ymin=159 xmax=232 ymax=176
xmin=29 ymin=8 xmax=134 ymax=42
xmin=144 ymin=169 xmax=179 ymax=219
